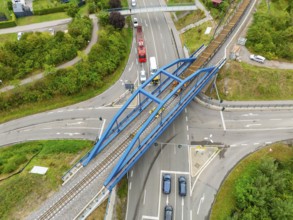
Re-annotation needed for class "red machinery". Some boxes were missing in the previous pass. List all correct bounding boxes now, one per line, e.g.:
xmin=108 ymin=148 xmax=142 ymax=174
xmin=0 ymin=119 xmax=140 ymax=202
xmin=136 ymin=25 xmax=146 ymax=63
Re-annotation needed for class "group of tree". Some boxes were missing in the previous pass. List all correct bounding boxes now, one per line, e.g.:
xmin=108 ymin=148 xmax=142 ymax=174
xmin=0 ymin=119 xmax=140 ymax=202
xmin=87 ymin=0 xmax=122 ymax=14
xmin=229 ymin=157 xmax=293 ymax=219
xmin=246 ymin=0 xmax=293 ymax=60
xmin=0 ymin=16 xmax=92 ymax=82
xmin=0 ymin=23 xmax=130 ymax=112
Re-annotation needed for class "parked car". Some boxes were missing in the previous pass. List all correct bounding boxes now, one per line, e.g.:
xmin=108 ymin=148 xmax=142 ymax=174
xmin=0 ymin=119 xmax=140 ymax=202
xmin=162 ymin=174 xmax=171 ymax=194
xmin=178 ymin=176 xmax=187 ymax=196
xmin=140 ymin=69 xmax=146 ymax=83
xmin=133 ymin=17 xmax=138 ymax=28
xmin=164 ymin=205 xmax=173 ymax=220
xmin=250 ymin=54 xmax=265 ymax=63
xmin=17 ymin=32 xmax=23 ymax=41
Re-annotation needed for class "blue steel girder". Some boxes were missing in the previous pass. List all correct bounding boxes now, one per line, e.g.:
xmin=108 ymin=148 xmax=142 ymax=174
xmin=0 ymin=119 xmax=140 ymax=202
xmin=139 ymin=89 xmax=162 ymax=104
xmin=81 ymin=57 xmax=198 ymax=166
xmin=104 ymin=65 xmax=217 ymax=187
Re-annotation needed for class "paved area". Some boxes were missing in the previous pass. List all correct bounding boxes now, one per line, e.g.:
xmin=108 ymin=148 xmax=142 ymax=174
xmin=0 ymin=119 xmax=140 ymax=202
xmin=190 ymin=145 xmax=219 ymax=177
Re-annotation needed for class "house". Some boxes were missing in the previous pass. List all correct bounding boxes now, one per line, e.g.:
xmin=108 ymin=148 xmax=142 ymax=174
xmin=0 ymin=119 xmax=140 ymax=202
xmin=212 ymin=0 xmax=223 ymax=6
xmin=12 ymin=1 xmax=32 ymax=18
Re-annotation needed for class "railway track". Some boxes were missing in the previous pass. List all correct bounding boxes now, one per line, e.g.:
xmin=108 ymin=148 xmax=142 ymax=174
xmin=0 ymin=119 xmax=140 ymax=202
xmin=34 ymin=1 xmax=252 ymax=219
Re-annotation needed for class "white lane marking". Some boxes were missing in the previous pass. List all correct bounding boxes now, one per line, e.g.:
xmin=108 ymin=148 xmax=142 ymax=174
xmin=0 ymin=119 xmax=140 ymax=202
xmin=230 ymin=144 xmax=237 ymax=147
xmin=141 ymin=216 xmax=158 ymax=220
xmin=128 ymin=61 xmax=134 ymax=71
xmin=161 ymin=170 xmax=190 ymax=175
xmin=241 ymin=113 xmax=259 ymax=117
xmin=245 ymin=124 xmax=261 ymax=128
xmin=185 ymin=108 xmax=187 ymax=113
xmin=181 ymin=197 xmax=184 ymax=220
xmin=129 ymin=182 xmax=132 ymax=190
xmin=99 ymin=119 xmax=106 ymax=139
xmin=67 ymin=109 xmax=73 ymax=112
xmin=191 ymin=151 xmax=219 ymax=193
xmin=265 ymin=141 xmax=272 ymax=144
xmin=187 ymin=134 xmax=189 ymax=140
xmin=61 ymin=127 xmax=99 ymax=130
xmin=253 ymin=143 xmax=259 ymax=145
xmin=174 ymin=145 xmax=176 ymax=154
xmin=56 ymin=132 xmax=60 ymax=135
xmin=143 ymin=189 xmax=146 ymax=205
xmin=197 ymin=194 xmax=205 ymax=215
xmin=241 ymin=144 xmax=248 ymax=146
xmin=270 ymin=118 xmax=282 ymax=121
xmin=23 ymin=129 xmax=31 ymax=132
xmin=225 ymin=119 xmax=260 ymax=122
xmin=66 ymin=121 xmax=84 ymax=126
xmin=64 ymin=132 xmax=80 ymax=136
xmin=190 ymin=210 xmax=192 ymax=220
xmin=220 ymin=111 xmax=226 ymax=131
xmin=130 ymin=170 xmax=133 ymax=177
xmin=166 ymin=195 xmax=169 ymax=205
xmin=160 ymin=32 xmax=163 ymax=39
xmin=57 ymin=110 xmax=64 ymax=113
xmin=186 ymin=125 xmax=189 ymax=131
xmin=228 ymin=127 xmax=293 ymax=131
xmin=186 ymin=116 xmax=188 ymax=122
xmin=41 ymin=128 xmax=52 ymax=130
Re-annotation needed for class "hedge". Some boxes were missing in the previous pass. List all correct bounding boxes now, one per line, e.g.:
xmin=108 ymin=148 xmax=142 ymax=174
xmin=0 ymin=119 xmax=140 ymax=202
xmin=33 ymin=5 xmax=69 ymax=15
xmin=0 ymin=13 xmax=16 ymax=29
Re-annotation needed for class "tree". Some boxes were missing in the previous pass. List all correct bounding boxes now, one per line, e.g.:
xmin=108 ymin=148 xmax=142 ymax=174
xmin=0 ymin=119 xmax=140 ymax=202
xmin=109 ymin=0 xmax=121 ymax=9
xmin=66 ymin=4 xmax=79 ymax=18
xmin=109 ymin=12 xmax=125 ymax=29
xmin=98 ymin=11 xmax=109 ymax=26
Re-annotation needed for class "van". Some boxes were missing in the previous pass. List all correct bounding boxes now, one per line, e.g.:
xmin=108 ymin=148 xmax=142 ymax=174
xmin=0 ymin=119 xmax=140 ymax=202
xmin=149 ymin=57 xmax=159 ymax=85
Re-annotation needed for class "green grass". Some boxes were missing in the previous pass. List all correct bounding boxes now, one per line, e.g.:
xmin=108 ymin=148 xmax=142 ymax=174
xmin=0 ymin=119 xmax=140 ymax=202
xmin=33 ymin=0 xmax=65 ymax=10
xmin=0 ymin=140 xmax=93 ymax=219
xmin=116 ymin=176 xmax=128 ymax=220
xmin=207 ymin=61 xmax=293 ymax=101
xmin=167 ymin=0 xmax=194 ymax=6
xmin=0 ymin=33 xmax=17 ymax=46
xmin=174 ymin=9 xmax=205 ymax=30
xmin=180 ymin=21 xmax=213 ymax=54
xmin=0 ymin=0 xmax=10 ymax=18
xmin=16 ymin=12 xmax=69 ymax=26
xmin=0 ymin=27 xmax=133 ymax=124
xmin=210 ymin=143 xmax=293 ymax=220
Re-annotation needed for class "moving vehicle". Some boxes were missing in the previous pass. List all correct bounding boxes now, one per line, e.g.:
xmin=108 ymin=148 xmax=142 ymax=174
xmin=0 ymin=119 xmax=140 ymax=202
xmin=136 ymin=25 xmax=146 ymax=63
xmin=162 ymin=174 xmax=171 ymax=194
xmin=250 ymin=54 xmax=265 ymax=63
xmin=133 ymin=18 xmax=138 ymax=28
xmin=131 ymin=0 xmax=136 ymax=7
xmin=178 ymin=176 xmax=187 ymax=196
xmin=164 ymin=205 xmax=173 ymax=220
xmin=140 ymin=69 xmax=146 ymax=83
xmin=150 ymin=56 xmax=159 ymax=84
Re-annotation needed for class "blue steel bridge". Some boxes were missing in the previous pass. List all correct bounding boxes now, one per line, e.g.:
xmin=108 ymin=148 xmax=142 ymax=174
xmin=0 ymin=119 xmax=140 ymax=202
xmin=34 ymin=1 xmax=252 ymax=219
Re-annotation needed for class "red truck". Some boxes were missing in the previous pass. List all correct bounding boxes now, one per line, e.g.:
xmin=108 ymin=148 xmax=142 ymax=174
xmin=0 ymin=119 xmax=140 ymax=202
xmin=136 ymin=25 xmax=146 ymax=63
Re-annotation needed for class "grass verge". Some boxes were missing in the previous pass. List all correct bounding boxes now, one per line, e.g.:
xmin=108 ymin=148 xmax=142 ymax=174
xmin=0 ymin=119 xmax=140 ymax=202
xmin=16 ymin=12 xmax=69 ymax=26
xmin=0 ymin=33 xmax=17 ymax=46
xmin=180 ymin=20 xmax=213 ymax=54
xmin=0 ymin=26 xmax=133 ymax=124
xmin=173 ymin=9 xmax=205 ymax=30
xmin=207 ymin=61 xmax=293 ymax=101
xmin=0 ymin=140 xmax=93 ymax=219
xmin=115 ymin=176 xmax=128 ymax=220
xmin=210 ymin=142 xmax=293 ymax=220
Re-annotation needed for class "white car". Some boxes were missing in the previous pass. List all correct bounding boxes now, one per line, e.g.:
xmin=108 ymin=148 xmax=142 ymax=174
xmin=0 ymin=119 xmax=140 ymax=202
xmin=17 ymin=32 xmax=23 ymax=41
xmin=140 ymin=69 xmax=146 ymax=83
xmin=250 ymin=54 xmax=265 ymax=63
xmin=131 ymin=0 xmax=136 ymax=7
xmin=133 ymin=18 xmax=138 ymax=28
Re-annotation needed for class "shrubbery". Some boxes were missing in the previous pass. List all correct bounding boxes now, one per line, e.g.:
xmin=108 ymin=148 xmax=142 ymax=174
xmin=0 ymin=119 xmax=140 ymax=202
xmin=246 ymin=0 xmax=293 ymax=60
xmin=0 ymin=25 xmax=130 ymax=112
xmin=0 ymin=16 xmax=92 ymax=82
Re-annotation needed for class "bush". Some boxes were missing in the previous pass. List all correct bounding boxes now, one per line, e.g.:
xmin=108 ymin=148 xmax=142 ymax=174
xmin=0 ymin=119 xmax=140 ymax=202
xmin=33 ymin=5 xmax=68 ymax=15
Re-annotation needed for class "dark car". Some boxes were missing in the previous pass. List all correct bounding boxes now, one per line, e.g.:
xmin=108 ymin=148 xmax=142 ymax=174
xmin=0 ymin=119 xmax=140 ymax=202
xmin=162 ymin=174 xmax=171 ymax=194
xmin=164 ymin=205 xmax=173 ymax=220
xmin=178 ymin=176 xmax=187 ymax=196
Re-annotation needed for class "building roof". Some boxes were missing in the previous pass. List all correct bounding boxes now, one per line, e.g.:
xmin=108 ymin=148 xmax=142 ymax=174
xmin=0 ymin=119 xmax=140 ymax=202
xmin=13 ymin=3 xmax=24 ymax=13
